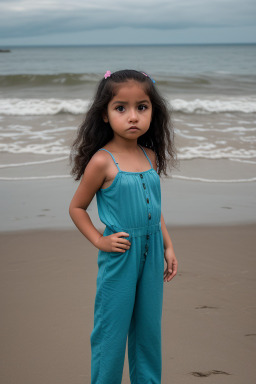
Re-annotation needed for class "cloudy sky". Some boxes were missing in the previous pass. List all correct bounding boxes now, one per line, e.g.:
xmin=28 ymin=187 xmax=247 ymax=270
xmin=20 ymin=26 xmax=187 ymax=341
xmin=0 ymin=0 xmax=255 ymax=46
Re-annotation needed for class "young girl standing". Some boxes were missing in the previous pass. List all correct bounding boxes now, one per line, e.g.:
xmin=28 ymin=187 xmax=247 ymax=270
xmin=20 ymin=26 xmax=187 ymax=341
xmin=69 ymin=69 xmax=178 ymax=384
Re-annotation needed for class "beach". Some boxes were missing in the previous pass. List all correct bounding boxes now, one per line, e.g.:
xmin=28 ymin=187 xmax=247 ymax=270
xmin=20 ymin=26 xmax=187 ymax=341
xmin=1 ymin=223 xmax=256 ymax=384
xmin=1 ymin=172 xmax=256 ymax=384
xmin=1 ymin=44 xmax=256 ymax=383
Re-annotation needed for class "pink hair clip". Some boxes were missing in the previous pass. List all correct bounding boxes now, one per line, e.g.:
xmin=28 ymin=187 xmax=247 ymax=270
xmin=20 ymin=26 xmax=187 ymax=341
xmin=142 ymin=71 xmax=156 ymax=83
xmin=104 ymin=70 xmax=111 ymax=79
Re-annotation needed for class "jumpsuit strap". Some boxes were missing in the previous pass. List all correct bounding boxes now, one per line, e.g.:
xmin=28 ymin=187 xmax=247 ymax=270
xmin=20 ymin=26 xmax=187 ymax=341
xmin=97 ymin=148 xmax=121 ymax=172
xmin=138 ymin=144 xmax=153 ymax=169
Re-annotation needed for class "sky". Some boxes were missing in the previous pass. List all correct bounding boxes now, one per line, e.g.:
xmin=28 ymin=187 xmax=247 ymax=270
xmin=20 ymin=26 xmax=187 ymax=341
xmin=0 ymin=0 xmax=256 ymax=46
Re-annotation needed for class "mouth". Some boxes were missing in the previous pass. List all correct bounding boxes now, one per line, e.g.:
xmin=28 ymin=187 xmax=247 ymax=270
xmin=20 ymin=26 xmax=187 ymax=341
xmin=128 ymin=126 xmax=139 ymax=131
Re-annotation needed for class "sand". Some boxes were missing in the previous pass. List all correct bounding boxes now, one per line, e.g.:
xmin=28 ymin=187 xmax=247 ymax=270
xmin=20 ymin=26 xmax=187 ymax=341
xmin=1 ymin=224 xmax=255 ymax=384
xmin=1 ymin=176 xmax=256 ymax=232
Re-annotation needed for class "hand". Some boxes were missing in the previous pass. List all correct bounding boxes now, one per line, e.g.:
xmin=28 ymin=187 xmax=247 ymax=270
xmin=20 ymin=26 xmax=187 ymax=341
xmin=96 ymin=232 xmax=131 ymax=253
xmin=164 ymin=247 xmax=178 ymax=282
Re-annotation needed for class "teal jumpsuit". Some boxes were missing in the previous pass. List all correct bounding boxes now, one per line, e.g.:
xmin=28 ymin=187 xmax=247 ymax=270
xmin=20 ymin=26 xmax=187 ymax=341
xmin=90 ymin=144 xmax=164 ymax=384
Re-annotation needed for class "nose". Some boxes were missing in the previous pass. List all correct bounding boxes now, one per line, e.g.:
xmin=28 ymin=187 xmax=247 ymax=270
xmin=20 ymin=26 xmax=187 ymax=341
xmin=128 ymin=108 xmax=138 ymax=123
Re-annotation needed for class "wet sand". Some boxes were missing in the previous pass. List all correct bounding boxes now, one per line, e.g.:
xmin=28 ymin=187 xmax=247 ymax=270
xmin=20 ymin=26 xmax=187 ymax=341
xmin=1 ymin=224 xmax=255 ymax=384
xmin=1 ymin=176 xmax=256 ymax=232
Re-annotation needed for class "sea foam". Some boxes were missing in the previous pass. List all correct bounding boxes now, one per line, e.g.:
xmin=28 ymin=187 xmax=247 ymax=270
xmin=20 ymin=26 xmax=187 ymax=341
xmin=0 ymin=97 xmax=255 ymax=115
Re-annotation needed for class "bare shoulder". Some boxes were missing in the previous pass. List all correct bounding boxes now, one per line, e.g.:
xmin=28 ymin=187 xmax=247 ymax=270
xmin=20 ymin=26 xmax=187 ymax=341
xmin=141 ymin=146 xmax=158 ymax=171
xmin=81 ymin=149 xmax=110 ymax=187
xmin=69 ymin=150 xmax=109 ymax=211
xmin=88 ymin=149 xmax=110 ymax=171
xmin=84 ymin=148 xmax=116 ymax=183
xmin=87 ymin=147 xmax=118 ymax=174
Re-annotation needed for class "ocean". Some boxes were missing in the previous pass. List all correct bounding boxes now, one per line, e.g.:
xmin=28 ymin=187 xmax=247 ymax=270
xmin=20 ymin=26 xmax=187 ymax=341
xmin=0 ymin=44 xmax=256 ymax=183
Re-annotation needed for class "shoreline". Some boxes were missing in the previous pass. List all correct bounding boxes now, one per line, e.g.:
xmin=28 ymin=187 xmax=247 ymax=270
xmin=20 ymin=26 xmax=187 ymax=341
xmin=2 ymin=177 xmax=256 ymax=233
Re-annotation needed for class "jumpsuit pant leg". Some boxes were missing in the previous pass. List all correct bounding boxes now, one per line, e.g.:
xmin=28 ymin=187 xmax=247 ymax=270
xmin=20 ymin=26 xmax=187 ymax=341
xmin=90 ymin=227 xmax=164 ymax=384
xmin=128 ymin=230 xmax=164 ymax=384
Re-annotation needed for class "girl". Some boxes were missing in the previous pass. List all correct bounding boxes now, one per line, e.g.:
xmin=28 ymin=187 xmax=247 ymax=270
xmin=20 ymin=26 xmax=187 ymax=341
xmin=69 ymin=69 xmax=178 ymax=384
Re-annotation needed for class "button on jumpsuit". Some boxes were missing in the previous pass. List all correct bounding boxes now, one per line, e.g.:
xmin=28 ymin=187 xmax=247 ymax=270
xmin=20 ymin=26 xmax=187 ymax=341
xmin=90 ymin=144 xmax=165 ymax=384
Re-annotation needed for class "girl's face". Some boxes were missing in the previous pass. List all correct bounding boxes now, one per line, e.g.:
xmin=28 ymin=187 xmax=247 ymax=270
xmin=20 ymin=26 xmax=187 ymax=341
xmin=103 ymin=80 xmax=152 ymax=140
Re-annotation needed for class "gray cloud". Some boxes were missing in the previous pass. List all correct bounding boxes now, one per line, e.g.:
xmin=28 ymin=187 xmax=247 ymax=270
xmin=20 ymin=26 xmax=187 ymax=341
xmin=0 ymin=0 xmax=256 ymax=39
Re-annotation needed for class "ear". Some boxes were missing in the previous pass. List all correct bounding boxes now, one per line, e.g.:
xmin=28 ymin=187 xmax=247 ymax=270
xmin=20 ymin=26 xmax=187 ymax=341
xmin=102 ymin=111 xmax=109 ymax=123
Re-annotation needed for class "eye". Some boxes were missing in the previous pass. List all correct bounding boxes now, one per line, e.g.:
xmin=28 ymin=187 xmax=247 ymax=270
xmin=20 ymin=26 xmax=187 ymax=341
xmin=138 ymin=104 xmax=148 ymax=111
xmin=116 ymin=105 xmax=125 ymax=112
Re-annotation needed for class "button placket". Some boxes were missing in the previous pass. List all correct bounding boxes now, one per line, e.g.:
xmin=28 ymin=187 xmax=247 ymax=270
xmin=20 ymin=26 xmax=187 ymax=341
xmin=139 ymin=173 xmax=151 ymax=258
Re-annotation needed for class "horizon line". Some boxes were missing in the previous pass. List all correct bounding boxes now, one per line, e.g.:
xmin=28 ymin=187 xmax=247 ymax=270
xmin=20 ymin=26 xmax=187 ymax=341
xmin=0 ymin=42 xmax=256 ymax=48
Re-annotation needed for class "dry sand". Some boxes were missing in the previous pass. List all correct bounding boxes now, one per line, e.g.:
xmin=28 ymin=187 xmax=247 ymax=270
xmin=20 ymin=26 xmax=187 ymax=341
xmin=1 ymin=224 xmax=255 ymax=384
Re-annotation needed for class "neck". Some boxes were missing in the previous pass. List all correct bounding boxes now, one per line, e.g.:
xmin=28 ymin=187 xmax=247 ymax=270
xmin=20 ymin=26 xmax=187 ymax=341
xmin=108 ymin=137 xmax=140 ymax=153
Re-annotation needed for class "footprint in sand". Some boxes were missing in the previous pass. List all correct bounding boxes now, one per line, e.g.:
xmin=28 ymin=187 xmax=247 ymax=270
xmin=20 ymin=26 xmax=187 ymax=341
xmin=190 ymin=370 xmax=231 ymax=377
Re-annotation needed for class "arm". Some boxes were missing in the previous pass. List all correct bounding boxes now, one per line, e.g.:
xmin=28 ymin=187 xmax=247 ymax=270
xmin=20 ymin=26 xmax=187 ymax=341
xmin=69 ymin=152 xmax=107 ymax=248
xmin=161 ymin=212 xmax=174 ymax=252
xmin=69 ymin=152 xmax=131 ymax=253
xmin=161 ymin=212 xmax=178 ymax=282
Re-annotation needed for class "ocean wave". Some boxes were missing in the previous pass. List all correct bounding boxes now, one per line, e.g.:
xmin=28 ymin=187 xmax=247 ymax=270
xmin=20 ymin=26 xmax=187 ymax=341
xmin=0 ymin=156 xmax=68 ymax=168
xmin=0 ymin=99 xmax=90 ymax=116
xmin=1 ymin=142 xmax=255 ymax=159
xmin=1 ymin=173 xmax=255 ymax=183
xmin=0 ymin=142 xmax=70 ymax=155
xmin=171 ymin=98 xmax=256 ymax=114
xmin=0 ymin=97 xmax=255 ymax=116
xmin=171 ymin=175 xmax=256 ymax=183
xmin=0 ymin=73 xmax=100 ymax=87
xmin=230 ymin=158 xmax=256 ymax=164
xmin=178 ymin=146 xmax=256 ymax=160
xmin=0 ymin=175 xmax=72 ymax=181
xmin=1 ymin=72 xmax=255 ymax=91
xmin=194 ymin=126 xmax=256 ymax=132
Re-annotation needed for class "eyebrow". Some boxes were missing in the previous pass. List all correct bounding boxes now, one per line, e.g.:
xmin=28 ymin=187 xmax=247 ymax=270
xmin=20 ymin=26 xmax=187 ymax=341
xmin=111 ymin=100 xmax=150 ymax=105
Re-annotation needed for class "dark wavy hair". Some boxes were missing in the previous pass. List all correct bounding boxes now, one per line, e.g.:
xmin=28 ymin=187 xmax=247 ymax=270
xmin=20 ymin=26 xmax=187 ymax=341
xmin=69 ymin=69 xmax=178 ymax=180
